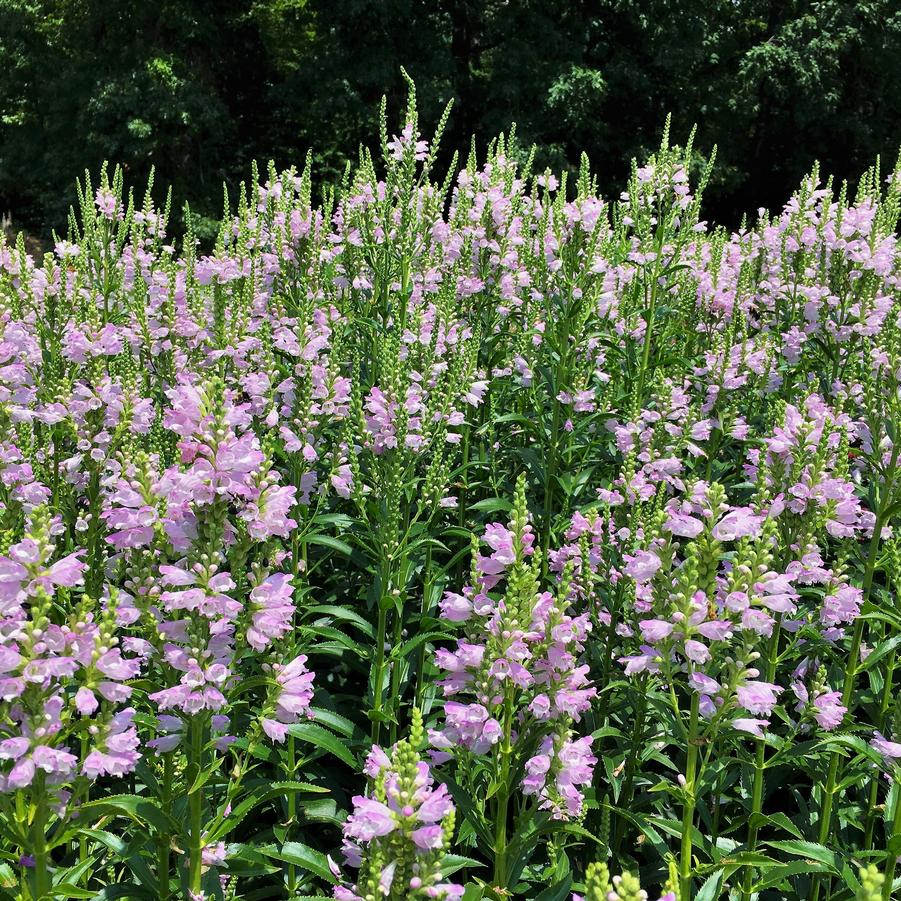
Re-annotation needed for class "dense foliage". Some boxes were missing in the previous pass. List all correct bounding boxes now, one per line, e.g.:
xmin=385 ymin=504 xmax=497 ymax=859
xmin=1 ymin=0 xmax=901 ymax=234
xmin=1 ymin=86 xmax=901 ymax=900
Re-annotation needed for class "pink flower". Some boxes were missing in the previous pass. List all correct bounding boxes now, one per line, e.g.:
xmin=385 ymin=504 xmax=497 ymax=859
xmin=46 ymin=552 xmax=86 ymax=587
xmin=411 ymin=825 xmax=443 ymax=850
xmin=522 ymin=735 xmax=596 ymax=819
xmin=712 ymin=507 xmax=764 ymax=541
xmin=431 ymin=702 xmax=502 ymax=754
xmin=439 ymin=591 xmax=472 ymax=622
xmin=639 ymin=619 xmax=674 ymax=642
xmin=664 ymin=511 xmax=704 ymax=538
xmin=732 ymin=718 xmax=770 ymax=738
xmin=262 ymin=719 xmax=288 ymax=743
xmin=247 ymin=573 xmax=295 ymax=651
xmin=74 ymin=687 xmax=98 ymax=715
xmin=244 ymin=484 xmax=297 ymax=538
xmin=344 ymin=797 xmax=395 ymax=841
xmin=261 ymin=654 xmax=315 ymax=742
xmin=737 ymin=681 xmax=782 ymax=716
xmin=872 ymin=732 xmax=901 ymax=767
xmin=624 ymin=550 xmax=662 ymax=583
xmin=812 ymin=691 xmax=846 ymax=730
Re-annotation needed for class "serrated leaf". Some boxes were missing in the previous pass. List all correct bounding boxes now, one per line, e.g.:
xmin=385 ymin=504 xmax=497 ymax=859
xmin=80 ymin=794 xmax=179 ymax=836
xmin=440 ymin=854 xmax=483 ymax=878
xmin=300 ymin=534 xmax=353 ymax=556
xmin=88 ymin=885 xmax=158 ymax=901
xmin=260 ymin=842 xmax=335 ymax=884
xmin=48 ymin=886 xmax=94 ymax=899
xmin=753 ymin=860 xmax=830 ymax=893
xmin=468 ymin=497 xmax=513 ymax=514
xmin=206 ymin=781 xmax=328 ymax=841
xmin=286 ymin=722 xmax=358 ymax=768
xmin=306 ymin=604 xmax=374 ymax=637
xmin=762 ymin=840 xmax=839 ymax=873
xmin=694 ymin=870 xmax=723 ymax=901
xmin=309 ymin=706 xmax=358 ymax=738
xmin=533 ymin=874 xmax=573 ymax=901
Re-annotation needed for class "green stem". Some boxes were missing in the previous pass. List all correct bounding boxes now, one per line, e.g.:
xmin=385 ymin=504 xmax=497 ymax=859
xmin=711 ymin=766 xmax=725 ymax=847
xmin=593 ymin=594 xmax=620 ymax=729
xmin=680 ymin=691 xmax=701 ymax=899
xmin=492 ymin=687 xmax=515 ymax=893
xmin=288 ymin=532 xmax=306 ymax=893
xmin=287 ymin=734 xmax=297 ymax=893
xmin=739 ymin=741 xmax=767 ymax=900
xmin=414 ymin=544 xmax=434 ymax=709
xmin=31 ymin=795 xmax=50 ymax=900
xmin=157 ymin=754 xmax=172 ymax=900
xmin=458 ymin=425 xmax=470 ymax=537
xmin=542 ymin=397 xmax=561 ymax=562
xmin=884 ymin=779 xmax=901 ymax=901
xmin=810 ymin=502 xmax=891 ymax=901
xmin=638 ymin=247 xmax=662 ymax=399
xmin=612 ymin=673 xmax=648 ymax=857
xmin=188 ymin=719 xmax=204 ymax=895
xmin=388 ymin=606 xmax=404 ymax=746
xmin=865 ymin=646 xmax=900 ymax=849
xmin=370 ymin=602 xmax=389 ymax=745
xmin=742 ymin=622 xmax=782 ymax=900
xmin=79 ymin=735 xmax=88 ymax=869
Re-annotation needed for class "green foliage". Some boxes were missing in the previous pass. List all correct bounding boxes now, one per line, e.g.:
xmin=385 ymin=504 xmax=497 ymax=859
xmin=1 ymin=0 xmax=900 ymax=234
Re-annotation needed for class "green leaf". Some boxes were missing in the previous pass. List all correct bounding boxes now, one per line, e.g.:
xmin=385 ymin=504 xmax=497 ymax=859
xmin=79 ymin=829 xmax=155 ymax=889
xmin=649 ymin=815 xmax=707 ymax=854
xmin=304 ymin=624 xmax=369 ymax=658
xmin=286 ymin=722 xmax=358 ymax=768
xmin=747 ymin=811 xmax=803 ymax=840
xmin=309 ymin=706 xmax=358 ymax=738
xmin=839 ymin=860 xmax=863 ymax=896
xmin=392 ymin=629 xmax=453 ymax=660
xmin=440 ymin=855 xmax=483 ymax=878
xmin=48 ymin=887 xmax=94 ymax=899
xmin=299 ymin=797 xmax=343 ymax=826
xmin=694 ymin=870 xmax=723 ymax=901
xmin=311 ymin=513 xmax=354 ymax=530
xmin=446 ymin=777 xmax=493 ymax=849
xmin=80 ymin=794 xmax=179 ymax=835
xmin=609 ymin=808 xmax=670 ymax=863
xmin=467 ymin=497 xmax=513 ymax=514
xmin=533 ymin=874 xmax=573 ymax=901
xmin=300 ymin=534 xmax=353 ymax=556
xmin=762 ymin=840 xmax=839 ymax=874
xmin=207 ymin=781 xmax=328 ymax=841
xmin=188 ymin=755 xmax=223 ymax=794
xmin=89 ymin=885 xmax=157 ymax=900
xmin=260 ymin=842 xmax=335 ymax=883
xmin=859 ymin=633 xmax=901 ymax=672
xmin=753 ymin=860 xmax=830 ymax=893
xmin=306 ymin=604 xmax=374 ymax=637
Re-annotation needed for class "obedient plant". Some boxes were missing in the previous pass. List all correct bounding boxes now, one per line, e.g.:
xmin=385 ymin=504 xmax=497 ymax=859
xmin=429 ymin=476 xmax=597 ymax=892
xmin=0 ymin=80 xmax=899 ymax=899
xmin=333 ymin=709 xmax=462 ymax=901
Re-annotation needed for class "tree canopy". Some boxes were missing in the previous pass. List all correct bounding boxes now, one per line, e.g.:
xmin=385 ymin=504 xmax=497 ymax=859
xmin=1 ymin=0 xmax=899 ymax=234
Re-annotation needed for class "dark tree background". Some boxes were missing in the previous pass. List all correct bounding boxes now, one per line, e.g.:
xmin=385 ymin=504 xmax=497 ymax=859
xmin=1 ymin=0 xmax=899 ymax=236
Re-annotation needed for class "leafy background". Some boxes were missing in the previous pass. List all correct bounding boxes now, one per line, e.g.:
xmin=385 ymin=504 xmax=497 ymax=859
xmin=1 ymin=0 xmax=900 ymax=237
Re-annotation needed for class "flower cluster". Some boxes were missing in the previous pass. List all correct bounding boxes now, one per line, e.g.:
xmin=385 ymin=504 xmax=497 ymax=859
xmin=0 ymin=506 xmax=141 ymax=806
xmin=0 ymin=85 xmax=899 ymax=901
xmin=431 ymin=477 xmax=597 ymax=820
xmin=334 ymin=710 xmax=462 ymax=901
xmin=573 ymin=862 xmax=677 ymax=901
